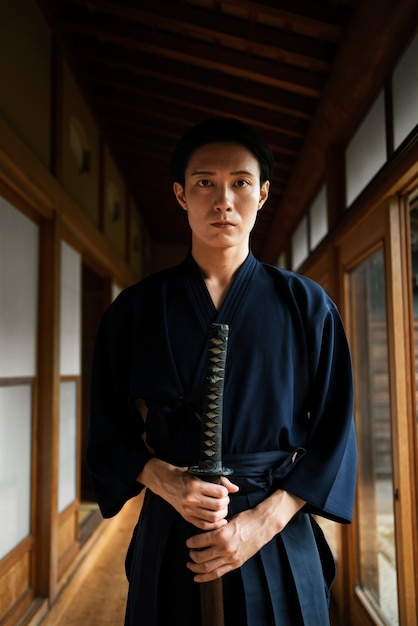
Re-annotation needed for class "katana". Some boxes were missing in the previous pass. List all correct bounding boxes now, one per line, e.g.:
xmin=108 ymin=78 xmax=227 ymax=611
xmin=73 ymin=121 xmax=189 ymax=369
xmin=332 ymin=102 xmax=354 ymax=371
xmin=189 ymin=323 xmax=232 ymax=626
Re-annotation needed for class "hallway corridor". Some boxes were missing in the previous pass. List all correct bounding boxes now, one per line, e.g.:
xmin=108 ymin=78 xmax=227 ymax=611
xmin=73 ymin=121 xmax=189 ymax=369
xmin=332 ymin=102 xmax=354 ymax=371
xmin=41 ymin=496 xmax=143 ymax=626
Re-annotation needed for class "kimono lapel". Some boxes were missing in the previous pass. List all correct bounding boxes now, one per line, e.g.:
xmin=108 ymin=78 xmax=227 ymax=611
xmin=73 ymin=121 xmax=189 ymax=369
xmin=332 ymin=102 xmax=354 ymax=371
xmin=181 ymin=252 xmax=216 ymax=335
xmin=183 ymin=251 xmax=260 ymax=333
xmin=182 ymin=252 xmax=261 ymax=395
xmin=216 ymin=252 xmax=259 ymax=328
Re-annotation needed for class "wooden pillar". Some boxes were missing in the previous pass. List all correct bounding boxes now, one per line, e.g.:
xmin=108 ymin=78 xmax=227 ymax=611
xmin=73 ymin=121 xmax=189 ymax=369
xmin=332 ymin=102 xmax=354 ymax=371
xmin=35 ymin=212 xmax=61 ymax=601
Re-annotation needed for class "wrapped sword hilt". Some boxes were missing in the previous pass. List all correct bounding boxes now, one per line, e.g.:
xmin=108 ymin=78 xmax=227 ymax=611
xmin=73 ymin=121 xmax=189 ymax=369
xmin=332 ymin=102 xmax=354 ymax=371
xmin=189 ymin=323 xmax=232 ymax=481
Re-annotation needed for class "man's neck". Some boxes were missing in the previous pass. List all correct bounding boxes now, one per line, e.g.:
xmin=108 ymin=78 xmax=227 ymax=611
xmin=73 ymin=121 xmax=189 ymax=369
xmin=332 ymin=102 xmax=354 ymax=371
xmin=192 ymin=244 xmax=248 ymax=279
xmin=191 ymin=243 xmax=250 ymax=309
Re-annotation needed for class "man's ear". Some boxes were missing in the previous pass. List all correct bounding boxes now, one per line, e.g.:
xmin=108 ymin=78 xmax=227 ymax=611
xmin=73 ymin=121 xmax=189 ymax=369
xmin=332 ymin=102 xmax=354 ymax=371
xmin=257 ymin=180 xmax=270 ymax=210
xmin=173 ymin=182 xmax=187 ymax=211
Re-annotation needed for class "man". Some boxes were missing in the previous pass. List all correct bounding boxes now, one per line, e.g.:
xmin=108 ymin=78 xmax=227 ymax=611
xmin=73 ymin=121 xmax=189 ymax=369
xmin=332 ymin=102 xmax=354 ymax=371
xmin=87 ymin=117 xmax=357 ymax=625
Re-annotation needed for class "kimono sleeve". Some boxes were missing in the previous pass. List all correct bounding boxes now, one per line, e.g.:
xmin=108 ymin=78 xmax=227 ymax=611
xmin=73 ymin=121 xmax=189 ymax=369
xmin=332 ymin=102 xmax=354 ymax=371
xmin=87 ymin=291 xmax=153 ymax=518
xmin=281 ymin=299 xmax=357 ymax=524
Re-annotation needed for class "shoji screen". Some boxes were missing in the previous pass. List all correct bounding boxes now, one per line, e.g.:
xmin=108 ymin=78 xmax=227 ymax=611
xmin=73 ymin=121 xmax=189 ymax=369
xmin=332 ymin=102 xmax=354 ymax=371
xmin=58 ymin=241 xmax=81 ymax=513
xmin=0 ymin=197 xmax=39 ymax=559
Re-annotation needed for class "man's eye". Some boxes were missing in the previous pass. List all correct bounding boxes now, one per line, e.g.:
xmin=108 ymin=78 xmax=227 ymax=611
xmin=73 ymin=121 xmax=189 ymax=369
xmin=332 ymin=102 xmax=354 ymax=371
xmin=198 ymin=179 xmax=211 ymax=187
xmin=235 ymin=179 xmax=249 ymax=187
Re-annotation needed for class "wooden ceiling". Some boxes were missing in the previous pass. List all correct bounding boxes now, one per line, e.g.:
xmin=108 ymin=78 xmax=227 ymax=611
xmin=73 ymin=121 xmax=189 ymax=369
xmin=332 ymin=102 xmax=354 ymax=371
xmin=37 ymin=0 xmax=418 ymax=263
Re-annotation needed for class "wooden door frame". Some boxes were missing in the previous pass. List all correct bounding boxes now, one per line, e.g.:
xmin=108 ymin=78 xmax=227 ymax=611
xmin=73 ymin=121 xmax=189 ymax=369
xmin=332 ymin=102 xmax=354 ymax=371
xmin=336 ymin=197 xmax=417 ymax=625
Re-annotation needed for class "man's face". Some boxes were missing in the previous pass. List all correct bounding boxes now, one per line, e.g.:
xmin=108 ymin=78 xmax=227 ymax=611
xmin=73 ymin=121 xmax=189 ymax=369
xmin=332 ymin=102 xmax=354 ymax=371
xmin=173 ymin=142 xmax=269 ymax=253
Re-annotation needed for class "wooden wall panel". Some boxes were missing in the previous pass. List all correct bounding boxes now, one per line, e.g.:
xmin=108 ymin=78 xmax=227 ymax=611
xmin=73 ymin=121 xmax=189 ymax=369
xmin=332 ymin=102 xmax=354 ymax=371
xmin=0 ymin=540 xmax=33 ymax=622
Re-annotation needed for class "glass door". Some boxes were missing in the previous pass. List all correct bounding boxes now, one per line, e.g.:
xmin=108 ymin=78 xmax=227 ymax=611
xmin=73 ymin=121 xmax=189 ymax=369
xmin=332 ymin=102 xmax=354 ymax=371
xmin=348 ymin=247 xmax=399 ymax=625
xmin=338 ymin=197 xmax=418 ymax=625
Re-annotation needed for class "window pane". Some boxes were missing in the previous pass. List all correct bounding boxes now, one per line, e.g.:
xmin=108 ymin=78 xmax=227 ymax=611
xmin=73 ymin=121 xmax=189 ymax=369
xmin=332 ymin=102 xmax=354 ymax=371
xmin=348 ymin=248 xmax=399 ymax=625
xmin=60 ymin=241 xmax=81 ymax=376
xmin=291 ymin=215 xmax=308 ymax=270
xmin=0 ymin=197 xmax=39 ymax=377
xmin=310 ymin=186 xmax=328 ymax=250
xmin=345 ymin=92 xmax=386 ymax=207
xmin=58 ymin=380 xmax=78 ymax=512
xmin=0 ymin=384 xmax=32 ymax=559
xmin=393 ymin=34 xmax=418 ymax=150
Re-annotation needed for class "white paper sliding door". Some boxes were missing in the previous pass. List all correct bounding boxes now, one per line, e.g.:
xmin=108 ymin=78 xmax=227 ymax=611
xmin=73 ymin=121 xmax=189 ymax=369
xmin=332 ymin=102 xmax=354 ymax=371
xmin=0 ymin=197 xmax=39 ymax=559
xmin=58 ymin=241 xmax=81 ymax=513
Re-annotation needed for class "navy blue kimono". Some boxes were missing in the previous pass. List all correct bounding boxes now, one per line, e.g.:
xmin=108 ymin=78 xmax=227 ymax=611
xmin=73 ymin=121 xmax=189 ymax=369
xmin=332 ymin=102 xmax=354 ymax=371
xmin=87 ymin=252 xmax=357 ymax=626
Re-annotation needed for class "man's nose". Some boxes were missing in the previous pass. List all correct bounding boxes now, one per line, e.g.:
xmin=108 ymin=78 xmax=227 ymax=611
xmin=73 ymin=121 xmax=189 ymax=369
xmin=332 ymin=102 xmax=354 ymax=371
xmin=214 ymin=186 xmax=233 ymax=211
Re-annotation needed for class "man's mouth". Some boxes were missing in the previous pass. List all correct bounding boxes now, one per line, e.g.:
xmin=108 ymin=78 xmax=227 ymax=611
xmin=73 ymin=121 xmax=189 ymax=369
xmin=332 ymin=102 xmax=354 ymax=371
xmin=212 ymin=221 xmax=235 ymax=227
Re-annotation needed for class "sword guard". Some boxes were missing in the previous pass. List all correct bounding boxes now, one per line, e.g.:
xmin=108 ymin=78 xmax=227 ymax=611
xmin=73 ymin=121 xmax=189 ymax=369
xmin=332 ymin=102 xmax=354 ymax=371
xmin=189 ymin=464 xmax=233 ymax=481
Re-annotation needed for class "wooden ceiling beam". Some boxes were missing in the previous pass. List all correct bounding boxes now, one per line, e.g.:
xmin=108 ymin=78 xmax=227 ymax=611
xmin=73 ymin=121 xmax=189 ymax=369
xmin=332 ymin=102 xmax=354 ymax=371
xmin=59 ymin=0 xmax=337 ymax=66
xmin=87 ymin=77 xmax=308 ymax=140
xmin=215 ymin=0 xmax=351 ymax=35
xmin=56 ymin=20 xmax=325 ymax=96
xmin=71 ymin=47 xmax=317 ymax=119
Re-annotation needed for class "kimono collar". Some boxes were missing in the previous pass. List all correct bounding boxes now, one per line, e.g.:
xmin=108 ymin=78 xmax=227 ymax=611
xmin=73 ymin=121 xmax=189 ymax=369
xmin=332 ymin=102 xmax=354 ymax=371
xmin=181 ymin=250 xmax=260 ymax=334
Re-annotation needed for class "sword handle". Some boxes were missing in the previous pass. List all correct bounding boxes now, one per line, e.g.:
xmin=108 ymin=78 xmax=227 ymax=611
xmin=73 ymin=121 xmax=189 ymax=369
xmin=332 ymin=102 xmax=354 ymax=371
xmin=189 ymin=323 xmax=232 ymax=479
xmin=189 ymin=323 xmax=231 ymax=626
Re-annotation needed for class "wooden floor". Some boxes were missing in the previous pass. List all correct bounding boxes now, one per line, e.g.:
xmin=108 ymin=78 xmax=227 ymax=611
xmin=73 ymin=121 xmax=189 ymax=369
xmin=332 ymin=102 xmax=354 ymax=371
xmin=44 ymin=496 xmax=143 ymax=626
xmin=45 ymin=495 xmax=342 ymax=626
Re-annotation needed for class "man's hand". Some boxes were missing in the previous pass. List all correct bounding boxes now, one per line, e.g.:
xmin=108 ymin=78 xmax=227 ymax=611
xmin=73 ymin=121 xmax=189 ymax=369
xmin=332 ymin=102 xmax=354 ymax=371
xmin=137 ymin=457 xmax=239 ymax=530
xmin=186 ymin=489 xmax=306 ymax=582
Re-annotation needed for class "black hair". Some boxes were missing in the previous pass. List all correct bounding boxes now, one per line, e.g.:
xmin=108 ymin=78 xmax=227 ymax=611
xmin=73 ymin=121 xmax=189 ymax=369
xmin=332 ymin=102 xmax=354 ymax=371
xmin=169 ymin=117 xmax=274 ymax=186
